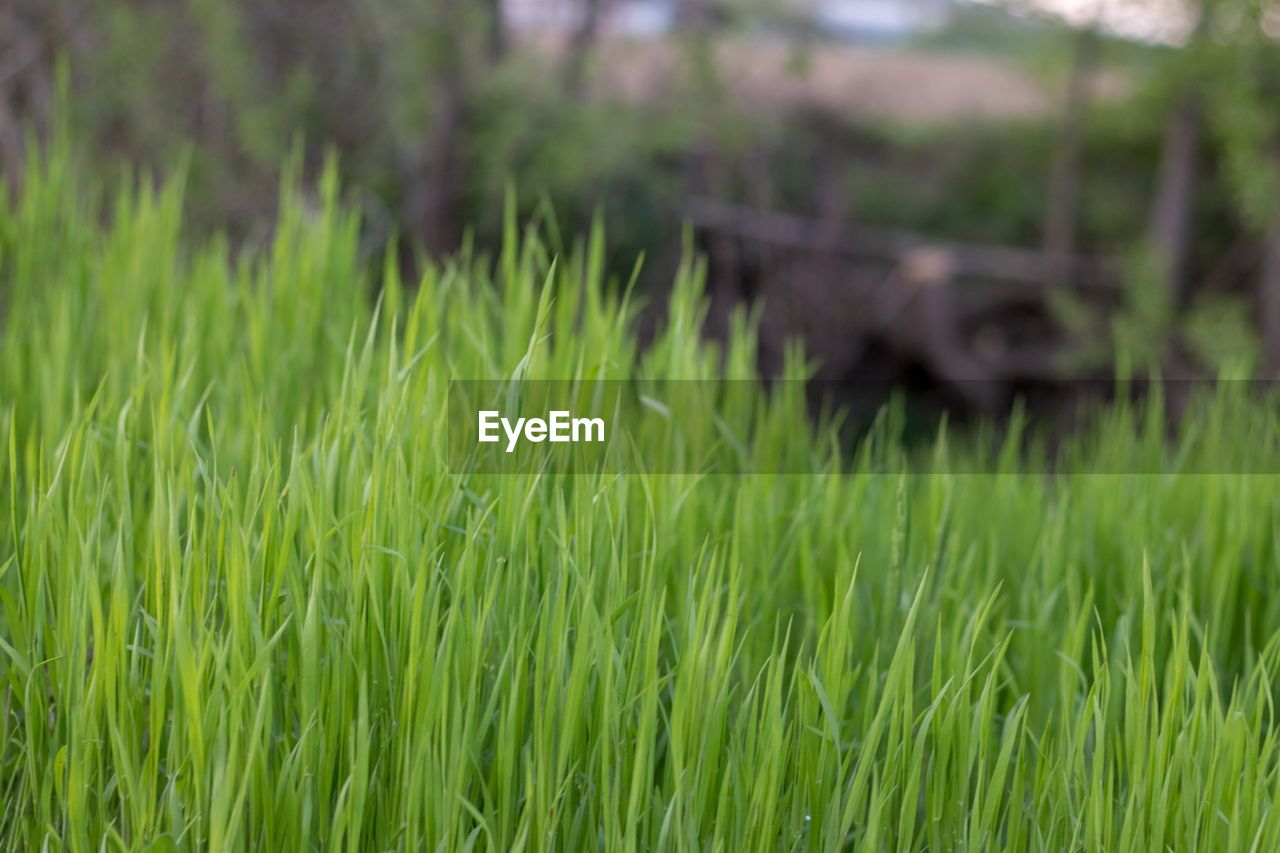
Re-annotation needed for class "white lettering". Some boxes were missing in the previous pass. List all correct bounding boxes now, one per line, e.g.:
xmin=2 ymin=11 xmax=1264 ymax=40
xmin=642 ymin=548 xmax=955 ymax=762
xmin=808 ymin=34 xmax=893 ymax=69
xmin=549 ymin=410 xmax=570 ymax=442
xmin=478 ymin=411 xmax=500 ymax=442
xmin=479 ymin=409 xmax=606 ymax=453
xmin=502 ymin=416 xmax=525 ymax=453
xmin=574 ymin=417 xmax=605 ymax=442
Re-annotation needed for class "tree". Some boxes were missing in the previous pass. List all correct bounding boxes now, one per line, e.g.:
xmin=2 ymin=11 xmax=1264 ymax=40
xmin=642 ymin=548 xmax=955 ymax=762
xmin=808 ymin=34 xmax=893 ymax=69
xmin=1043 ymin=26 xmax=1100 ymax=280
xmin=0 ymin=0 xmax=68 ymax=191
xmin=1202 ymin=0 xmax=1280 ymax=371
xmin=565 ymin=0 xmax=605 ymax=96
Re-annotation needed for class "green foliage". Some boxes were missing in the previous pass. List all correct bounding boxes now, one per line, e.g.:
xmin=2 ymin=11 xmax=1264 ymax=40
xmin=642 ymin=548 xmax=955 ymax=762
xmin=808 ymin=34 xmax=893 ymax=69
xmin=842 ymin=119 xmax=1055 ymax=246
xmin=5 ymin=147 xmax=1280 ymax=851
xmin=1203 ymin=11 xmax=1280 ymax=232
xmin=1182 ymin=293 xmax=1262 ymax=372
xmin=459 ymin=68 xmax=697 ymax=264
xmin=811 ymin=105 xmax=1161 ymax=252
xmin=1112 ymin=247 xmax=1179 ymax=371
xmin=67 ymin=0 xmax=493 ymax=233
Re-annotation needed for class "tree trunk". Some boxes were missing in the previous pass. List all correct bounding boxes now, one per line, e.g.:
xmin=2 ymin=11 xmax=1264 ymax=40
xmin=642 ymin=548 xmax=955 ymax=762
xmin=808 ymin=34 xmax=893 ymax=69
xmin=564 ymin=0 xmax=604 ymax=96
xmin=484 ymin=0 xmax=507 ymax=62
xmin=413 ymin=80 xmax=463 ymax=255
xmin=406 ymin=0 xmax=467 ymax=256
xmin=1042 ymin=28 xmax=1097 ymax=282
xmin=0 ymin=0 xmax=59 ymax=192
xmin=1148 ymin=94 xmax=1201 ymax=305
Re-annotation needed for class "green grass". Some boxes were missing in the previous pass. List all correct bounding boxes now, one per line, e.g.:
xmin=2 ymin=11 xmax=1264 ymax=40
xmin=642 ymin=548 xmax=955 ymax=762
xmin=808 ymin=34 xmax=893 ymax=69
xmin=3 ymin=144 xmax=1280 ymax=851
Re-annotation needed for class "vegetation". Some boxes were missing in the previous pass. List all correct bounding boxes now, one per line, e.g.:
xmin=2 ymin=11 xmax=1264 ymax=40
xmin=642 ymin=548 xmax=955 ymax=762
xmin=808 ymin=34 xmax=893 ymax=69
xmin=3 ymin=145 xmax=1280 ymax=850
xmin=9 ymin=1 xmax=1274 ymax=378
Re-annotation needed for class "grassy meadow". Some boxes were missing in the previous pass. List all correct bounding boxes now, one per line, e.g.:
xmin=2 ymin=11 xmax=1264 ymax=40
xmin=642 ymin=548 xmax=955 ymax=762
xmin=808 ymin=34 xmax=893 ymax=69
xmin=3 ymin=148 xmax=1280 ymax=851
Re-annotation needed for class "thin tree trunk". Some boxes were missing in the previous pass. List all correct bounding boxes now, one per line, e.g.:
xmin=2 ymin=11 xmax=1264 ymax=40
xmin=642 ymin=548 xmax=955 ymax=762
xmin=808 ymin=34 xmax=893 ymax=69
xmin=414 ymin=80 xmax=463 ymax=255
xmin=1043 ymin=28 xmax=1097 ymax=281
xmin=0 ymin=0 xmax=59 ymax=192
xmin=484 ymin=0 xmax=507 ymax=62
xmin=407 ymin=0 xmax=466 ymax=255
xmin=1148 ymin=94 xmax=1201 ymax=305
xmin=565 ymin=0 xmax=603 ymax=96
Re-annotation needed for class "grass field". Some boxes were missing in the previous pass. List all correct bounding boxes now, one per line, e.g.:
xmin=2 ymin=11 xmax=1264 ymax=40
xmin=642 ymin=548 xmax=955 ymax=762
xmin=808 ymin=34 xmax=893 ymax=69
xmin=3 ymin=147 xmax=1280 ymax=851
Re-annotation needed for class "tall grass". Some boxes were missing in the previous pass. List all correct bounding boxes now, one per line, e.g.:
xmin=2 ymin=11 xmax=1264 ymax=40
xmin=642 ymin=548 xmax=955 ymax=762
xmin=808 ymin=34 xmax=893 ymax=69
xmin=2 ymin=145 xmax=1280 ymax=851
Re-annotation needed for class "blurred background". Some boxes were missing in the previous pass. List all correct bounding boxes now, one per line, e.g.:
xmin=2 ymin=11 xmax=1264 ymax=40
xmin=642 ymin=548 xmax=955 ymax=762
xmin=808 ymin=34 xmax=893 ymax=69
xmin=2 ymin=0 xmax=1279 ymax=416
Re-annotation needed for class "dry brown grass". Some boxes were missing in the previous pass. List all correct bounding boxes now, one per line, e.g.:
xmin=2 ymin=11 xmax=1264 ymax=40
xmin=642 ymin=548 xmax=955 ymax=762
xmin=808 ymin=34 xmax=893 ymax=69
xmin=530 ymin=34 xmax=1129 ymax=123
